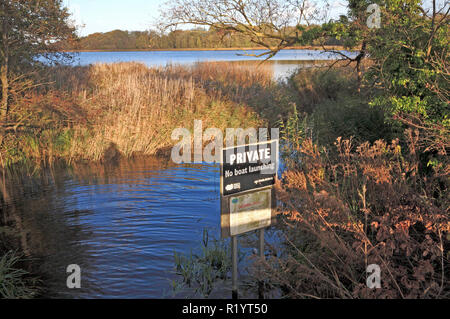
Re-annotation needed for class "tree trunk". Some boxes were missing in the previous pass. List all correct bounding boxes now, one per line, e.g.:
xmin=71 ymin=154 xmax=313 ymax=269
xmin=0 ymin=57 xmax=8 ymax=120
xmin=1 ymin=4 xmax=9 ymax=121
xmin=356 ymin=41 xmax=367 ymax=93
xmin=356 ymin=58 xmax=362 ymax=92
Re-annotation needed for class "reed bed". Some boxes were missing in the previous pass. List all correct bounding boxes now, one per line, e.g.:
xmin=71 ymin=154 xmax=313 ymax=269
xmin=1 ymin=62 xmax=268 ymax=167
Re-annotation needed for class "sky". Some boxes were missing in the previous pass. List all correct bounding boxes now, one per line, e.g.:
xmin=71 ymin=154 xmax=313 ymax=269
xmin=64 ymin=0 xmax=165 ymax=36
xmin=64 ymin=0 xmax=348 ymax=37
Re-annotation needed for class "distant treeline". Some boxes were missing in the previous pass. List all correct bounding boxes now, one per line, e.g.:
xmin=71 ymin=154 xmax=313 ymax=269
xmin=68 ymin=28 xmax=342 ymax=51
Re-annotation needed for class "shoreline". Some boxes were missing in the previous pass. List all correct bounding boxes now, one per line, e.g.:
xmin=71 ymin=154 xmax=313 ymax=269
xmin=63 ymin=45 xmax=351 ymax=53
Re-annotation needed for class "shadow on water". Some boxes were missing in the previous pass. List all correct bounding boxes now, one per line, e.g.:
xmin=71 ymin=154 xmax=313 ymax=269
xmin=0 ymin=156 xmax=227 ymax=298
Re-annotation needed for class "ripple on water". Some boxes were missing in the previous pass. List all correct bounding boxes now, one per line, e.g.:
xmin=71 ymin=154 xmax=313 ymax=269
xmin=7 ymin=158 xmax=223 ymax=298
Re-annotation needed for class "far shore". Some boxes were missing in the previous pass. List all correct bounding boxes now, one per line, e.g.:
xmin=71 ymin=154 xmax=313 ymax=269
xmin=63 ymin=45 xmax=353 ymax=53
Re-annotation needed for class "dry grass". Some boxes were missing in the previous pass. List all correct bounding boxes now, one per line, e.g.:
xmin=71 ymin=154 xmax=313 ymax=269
xmin=257 ymin=134 xmax=449 ymax=299
xmin=1 ymin=62 xmax=268 ymax=167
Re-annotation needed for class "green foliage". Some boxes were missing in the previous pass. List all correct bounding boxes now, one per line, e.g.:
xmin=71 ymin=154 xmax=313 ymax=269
xmin=0 ymin=0 xmax=76 ymax=69
xmin=53 ymin=129 xmax=73 ymax=153
xmin=285 ymin=67 xmax=396 ymax=148
xmin=172 ymin=229 xmax=235 ymax=298
xmin=1 ymin=0 xmax=77 ymax=118
xmin=292 ymin=0 xmax=449 ymax=156
xmin=278 ymin=105 xmax=308 ymax=168
xmin=75 ymin=28 xmax=261 ymax=50
xmin=0 ymin=251 xmax=40 ymax=299
xmin=312 ymin=98 xmax=386 ymax=146
xmin=366 ymin=1 xmax=449 ymax=131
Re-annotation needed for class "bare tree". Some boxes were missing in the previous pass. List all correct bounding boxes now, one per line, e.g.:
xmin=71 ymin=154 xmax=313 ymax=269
xmin=158 ymin=0 xmax=328 ymax=59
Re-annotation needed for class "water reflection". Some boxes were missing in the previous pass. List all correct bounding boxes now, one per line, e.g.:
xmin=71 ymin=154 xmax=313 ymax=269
xmin=1 ymin=157 xmax=222 ymax=298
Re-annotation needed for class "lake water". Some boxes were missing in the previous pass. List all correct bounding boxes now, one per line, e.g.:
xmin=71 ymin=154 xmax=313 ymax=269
xmin=1 ymin=158 xmax=220 ymax=298
xmin=2 ymin=49 xmax=333 ymax=299
xmin=2 ymin=157 xmax=280 ymax=298
xmin=69 ymin=49 xmax=356 ymax=79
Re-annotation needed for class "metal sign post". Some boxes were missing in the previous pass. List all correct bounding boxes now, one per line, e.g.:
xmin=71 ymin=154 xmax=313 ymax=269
xmin=220 ymin=140 xmax=278 ymax=299
xmin=232 ymin=236 xmax=238 ymax=299
xmin=258 ymin=228 xmax=265 ymax=299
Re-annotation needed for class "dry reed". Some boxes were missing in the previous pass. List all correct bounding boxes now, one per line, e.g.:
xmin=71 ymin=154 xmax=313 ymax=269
xmin=1 ymin=62 xmax=267 ymax=167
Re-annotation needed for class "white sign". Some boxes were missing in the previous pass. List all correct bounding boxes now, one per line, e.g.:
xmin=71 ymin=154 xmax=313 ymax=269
xmin=229 ymin=189 xmax=272 ymax=236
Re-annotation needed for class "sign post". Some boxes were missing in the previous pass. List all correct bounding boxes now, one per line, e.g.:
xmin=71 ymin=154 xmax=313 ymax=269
xmin=220 ymin=140 xmax=278 ymax=299
xmin=258 ymin=228 xmax=265 ymax=299
xmin=232 ymin=236 xmax=238 ymax=299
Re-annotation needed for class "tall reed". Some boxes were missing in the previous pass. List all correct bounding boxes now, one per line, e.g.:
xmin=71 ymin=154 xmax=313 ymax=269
xmin=1 ymin=62 xmax=268 ymax=167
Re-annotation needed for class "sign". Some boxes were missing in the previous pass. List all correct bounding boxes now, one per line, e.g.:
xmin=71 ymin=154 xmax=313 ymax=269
xmin=221 ymin=140 xmax=278 ymax=196
xmin=229 ymin=188 xmax=272 ymax=236
xmin=220 ymin=140 xmax=278 ymax=238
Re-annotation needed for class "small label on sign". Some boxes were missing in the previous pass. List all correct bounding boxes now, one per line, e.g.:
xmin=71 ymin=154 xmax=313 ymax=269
xmin=229 ymin=189 xmax=272 ymax=236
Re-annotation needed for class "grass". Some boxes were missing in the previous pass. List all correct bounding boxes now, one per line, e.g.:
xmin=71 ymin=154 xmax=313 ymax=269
xmin=1 ymin=61 xmax=271 ymax=169
xmin=0 ymin=250 xmax=40 ymax=299
xmin=172 ymin=229 xmax=234 ymax=298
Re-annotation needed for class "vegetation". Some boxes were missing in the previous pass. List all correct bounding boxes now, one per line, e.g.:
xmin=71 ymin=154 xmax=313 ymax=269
xmin=267 ymin=132 xmax=448 ymax=298
xmin=172 ymin=229 xmax=234 ymax=298
xmin=0 ymin=62 xmax=269 ymax=169
xmin=65 ymin=27 xmax=344 ymax=52
xmin=253 ymin=0 xmax=449 ymax=299
xmin=72 ymin=29 xmax=264 ymax=51
xmin=366 ymin=0 xmax=449 ymax=155
xmin=165 ymin=0 xmax=449 ymax=299
xmin=0 ymin=0 xmax=76 ymax=120
xmin=0 ymin=251 xmax=40 ymax=298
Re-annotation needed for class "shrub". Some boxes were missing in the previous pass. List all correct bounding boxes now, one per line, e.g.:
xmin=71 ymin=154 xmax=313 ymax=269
xmin=283 ymin=66 xmax=397 ymax=148
xmin=260 ymin=134 xmax=448 ymax=298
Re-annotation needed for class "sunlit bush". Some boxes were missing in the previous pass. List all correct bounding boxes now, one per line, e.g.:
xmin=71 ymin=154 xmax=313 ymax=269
xmin=261 ymin=134 xmax=448 ymax=298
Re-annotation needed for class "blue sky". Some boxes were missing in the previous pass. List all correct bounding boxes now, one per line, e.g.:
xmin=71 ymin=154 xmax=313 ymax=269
xmin=64 ymin=0 xmax=165 ymax=36
xmin=64 ymin=0 xmax=348 ymax=37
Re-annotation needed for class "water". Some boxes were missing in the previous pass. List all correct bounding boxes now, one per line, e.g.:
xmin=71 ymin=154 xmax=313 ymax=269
xmin=3 ymin=155 xmax=285 ymax=298
xmin=68 ymin=49 xmax=356 ymax=79
xmin=2 ymin=157 xmax=225 ymax=298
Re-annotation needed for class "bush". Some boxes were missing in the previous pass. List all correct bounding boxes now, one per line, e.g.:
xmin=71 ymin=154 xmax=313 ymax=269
xmin=261 ymin=135 xmax=448 ymax=298
xmin=285 ymin=66 xmax=396 ymax=147
xmin=310 ymin=96 xmax=391 ymax=146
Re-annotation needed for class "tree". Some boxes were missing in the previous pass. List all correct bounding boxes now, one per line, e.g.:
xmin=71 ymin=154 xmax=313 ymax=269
xmin=159 ymin=0 xmax=326 ymax=59
xmin=366 ymin=0 xmax=449 ymax=154
xmin=317 ymin=0 xmax=380 ymax=88
xmin=160 ymin=1 xmax=448 ymax=123
xmin=0 ymin=0 xmax=76 ymax=119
